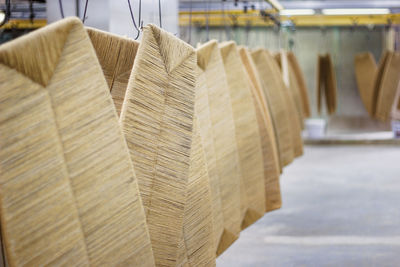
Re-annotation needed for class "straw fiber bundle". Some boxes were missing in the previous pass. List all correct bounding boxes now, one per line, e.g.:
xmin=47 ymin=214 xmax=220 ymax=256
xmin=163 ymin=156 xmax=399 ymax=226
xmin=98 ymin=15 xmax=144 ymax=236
xmin=287 ymin=52 xmax=311 ymax=118
xmin=119 ymin=24 xmax=196 ymax=266
xmin=276 ymin=51 xmax=305 ymax=129
xmin=354 ymin=52 xmax=377 ymax=116
xmin=219 ymin=41 xmax=265 ymax=230
xmin=317 ymin=54 xmax=337 ymax=115
xmin=87 ymin=27 xmax=139 ymax=116
xmin=273 ymin=51 xmax=303 ymax=158
xmin=238 ymin=47 xmax=282 ymax=212
xmin=195 ymin=41 xmax=224 ymax=254
xmin=196 ymin=40 xmax=241 ymax=255
xmin=251 ymin=49 xmax=294 ymax=167
xmin=372 ymin=51 xmax=391 ymax=115
xmin=391 ymin=81 xmax=400 ymax=120
xmin=176 ymin=118 xmax=215 ymax=267
xmin=0 ymin=17 xmax=154 ymax=266
xmin=375 ymin=52 xmax=400 ymax=121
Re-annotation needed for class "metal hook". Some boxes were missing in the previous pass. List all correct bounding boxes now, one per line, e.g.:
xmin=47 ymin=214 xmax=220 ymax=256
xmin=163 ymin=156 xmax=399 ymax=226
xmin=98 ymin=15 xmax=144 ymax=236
xmin=82 ymin=0 xmax=89 ymax=23
xmin=205 ymin=0 xmax=210 ymax=41
xmin=0 ymin=0 xmax=11 ymax=27
xmin=127 ymin=0 xmax=142 ymax=40
xmin=187 ymin=0 xmax=193 ymax=44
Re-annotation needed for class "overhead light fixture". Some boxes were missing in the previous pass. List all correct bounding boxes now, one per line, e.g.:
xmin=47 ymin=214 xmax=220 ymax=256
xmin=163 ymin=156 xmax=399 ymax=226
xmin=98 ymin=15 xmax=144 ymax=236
xmin=266 ymin=0 xmax=284 ymax=11
xmin=280 ymin=9 xmax=315 ymax=16
xmin=322 ymin=8 xmax=390 ymax=15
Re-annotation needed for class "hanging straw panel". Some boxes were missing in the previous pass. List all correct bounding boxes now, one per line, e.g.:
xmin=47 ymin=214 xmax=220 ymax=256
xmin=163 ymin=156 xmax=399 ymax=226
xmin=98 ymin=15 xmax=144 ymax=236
xmin=119 ymin=24 xmax=196 ymax=266
xmin=354 ymin=52 xmax=377 ymax=117
xmin=273 ymin=51 xmax=303 ymax=158
xmin=238 ymin=47 xmax=282 ymax=212
xmin=317 ymin=54 xmax=337 ymax=115
xmin=372 ymin=51 xmax=391 ymax=116
xmin=195 ymin=41 xmax=224 ymax=254
xmin=251 ymin=49 xmax=294 ymax=167
xmin=196 ymin=40 xmax=241 ymax=256
xmin=87 ymin=27 xmax=139 ymax=116
xmin=176 ymin=118 xmax=215 ymax=266
xmin=219 ymin=41 xmax=265 ymax=230
xmin=375 ymin=52 xmax=400 ymax=121
xmin=0 ymin=17 xmax=154 ymax=266
xmin=287 ymin=52 xmax=311 ymax=118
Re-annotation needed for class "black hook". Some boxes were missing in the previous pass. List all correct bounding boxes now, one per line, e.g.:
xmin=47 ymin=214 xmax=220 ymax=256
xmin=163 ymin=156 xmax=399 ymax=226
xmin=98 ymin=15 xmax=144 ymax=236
xmin=127 ymin=0 xmax=142 ymax=40
xmin=0 ymin=0 xmax=11 ymax=27
xmin=58 ymin=0 xmax=89 ymax=23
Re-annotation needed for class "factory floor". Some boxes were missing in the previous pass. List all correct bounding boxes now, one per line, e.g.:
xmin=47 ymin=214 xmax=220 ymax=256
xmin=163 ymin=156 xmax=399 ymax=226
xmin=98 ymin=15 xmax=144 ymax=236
xmin=217 ymin=145 xmax=400 ymax=267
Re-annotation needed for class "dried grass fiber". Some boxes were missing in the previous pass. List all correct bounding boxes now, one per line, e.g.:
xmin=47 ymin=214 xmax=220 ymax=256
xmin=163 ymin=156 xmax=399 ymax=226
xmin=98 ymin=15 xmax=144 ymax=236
xmin=251 ymin=49 xmax=294 ymax=167
xmin=119 ymin=24 xmax=196 ymax=266
xmin=354 ymin=52 xmax=377 ymax=116
xmin=287 ymin=52 xmax=311 ymax=118
xmin=0 ymin=17 xmax=154 ymax=266
xmin=317 ymin=54 xmax=337 ymax=115
xmin=375 ymin=51 xmax=400 ymax=121
xmin=87 ymin=27 xmax=139 ymax=116
xmin=238 ymin=47 xmax=282 ymax=212
xmin=196 ymin=40 xmax=241 ymax=256
xmin=176 ymin=118 xmax=215 ymax=266
xmin=219 ymin=41 xmax=265 ymax=230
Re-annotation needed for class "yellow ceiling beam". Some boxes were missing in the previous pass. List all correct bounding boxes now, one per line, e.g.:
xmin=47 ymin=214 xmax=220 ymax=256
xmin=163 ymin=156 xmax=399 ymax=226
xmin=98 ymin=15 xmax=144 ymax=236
xmin=179 ymin=12 xmax=400 ymax=27
xmin=0 ymin=19 xmax=47 ymax=29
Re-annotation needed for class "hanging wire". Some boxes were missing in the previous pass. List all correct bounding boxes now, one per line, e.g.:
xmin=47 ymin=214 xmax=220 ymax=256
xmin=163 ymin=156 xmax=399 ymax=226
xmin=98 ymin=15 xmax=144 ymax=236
xmin=82 ymin=0 xmax=89 ymax=23
xmin=0 ymin=0 xmax=11 ymax=27
xmin=29 ymin=0 xmax=35 ymax=23
xmin=127 ymin=0 xmax=142 ymax=40
xmin=205 ymin=0 xmax=210 ymax=41
xmin=58 ymin=0 xmax=89 ymax=23
xmin=187 ymin=0 xmax=193 ymax=44
xmin=58 ymin=0 xmax=65 ymax=18
xmin=158 ymin=0 xmax=162 ymax=28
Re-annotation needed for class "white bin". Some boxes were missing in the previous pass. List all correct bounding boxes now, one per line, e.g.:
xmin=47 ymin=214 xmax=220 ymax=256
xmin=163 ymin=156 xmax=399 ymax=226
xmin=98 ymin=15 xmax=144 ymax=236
xmin=305 ymin=119 xmax=326 ymax=139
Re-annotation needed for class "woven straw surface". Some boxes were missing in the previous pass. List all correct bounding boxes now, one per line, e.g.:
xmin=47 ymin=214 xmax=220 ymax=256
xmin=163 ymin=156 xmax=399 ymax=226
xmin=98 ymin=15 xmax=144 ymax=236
xmin=273 ymin=51 xmax=303 ymax=158
xmin=219 ymin=42 xmax=265 ymax=230
xmin=87 ymin=27 xmax=139 ymax=116
xmin=372 ymin=51 xmax=390 ymax=116
xmin=238 ymin=47 xmax=282 ymax=212
xmin=196 ymin=40 xmax=241 ymax=256
xmin=176 ymin=118 xmax=215 ymax=266
xmin=276 ymin=51 xmax=305 ymax=130
xmin=391 ymin=82 xmax=400 ymax=120
xmin=375 ymin=52 xmax=400 ymax=121
xmin=354 ymin=52 xmax=377 ymax=116
xmin=252 ymin=49 xmax=294 ymax=166
xmin=317 ymin=54 xmax=337 ymax=115
xmin=287 ymin=52 xmax=311 ymax=118
xmin=119 ymin=24 xmax=196 ymax=266
xmin=0 ymin=17 xmax=154 ymax=266
xmin=195 ymin=41 xmax=224 ymax=254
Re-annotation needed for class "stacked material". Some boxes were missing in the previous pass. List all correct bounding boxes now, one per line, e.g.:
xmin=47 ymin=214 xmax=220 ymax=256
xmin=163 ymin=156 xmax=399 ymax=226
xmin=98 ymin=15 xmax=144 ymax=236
xmin=354 ymin=51 xmax=400 ymax=121
xmin=317 ymin=53 xmax=337 ymax=115
xmin=0 ymin=18 xmax=311 ymax=266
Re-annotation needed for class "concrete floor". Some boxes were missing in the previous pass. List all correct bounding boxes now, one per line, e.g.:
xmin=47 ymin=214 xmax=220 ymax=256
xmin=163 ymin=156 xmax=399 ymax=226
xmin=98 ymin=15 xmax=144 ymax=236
xmin=217 ymin=145 xmax=400 ymax=267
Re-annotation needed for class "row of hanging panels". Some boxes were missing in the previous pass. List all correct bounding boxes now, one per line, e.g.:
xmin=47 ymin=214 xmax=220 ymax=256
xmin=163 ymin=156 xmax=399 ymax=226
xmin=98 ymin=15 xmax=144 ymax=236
xmin=0 ymin=17 xmax=311 ymax=266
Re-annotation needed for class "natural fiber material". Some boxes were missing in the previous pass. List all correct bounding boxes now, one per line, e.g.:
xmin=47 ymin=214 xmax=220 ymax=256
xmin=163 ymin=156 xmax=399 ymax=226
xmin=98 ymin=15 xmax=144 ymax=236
xmin=251 ymin=49 xmax=294 ymax=167
xmin=354 ymin=52 xmax=377 ymax=116
xmin=391 ymin=81 xmax=400 ymax=120
xmin=219 ymin=41 xmax=265 ymax=230
xmin=273 ymin=50 xmax=303 ymax=158
xmin=119 ymin=24 xmax=196 ymax=266
xmin=238 ymin=47 xmax=282 ymax=212
xmin=195 ymin=42 xmax=224 ymax=254
xmin=375 ymin=52 xmax=400 ymax=121
xmin=196 ymin=40 xmax=241 ymax=256
xmin=87 ymin=27 xmax=139 ymax=116
xmin=287 ymin=52 xmax=311 ymax=118
xmin=276 ymin=51 xmax=305 ymax=130
xmin=372 ymin=51 xmax=391 ymax=116
xmin=317 ymin=54 xmax=337 ymax=115
xmin=176 ymin=118 xmax=215 ymax=267
xmin=0 ymin=17 xmax=154 ymax=266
